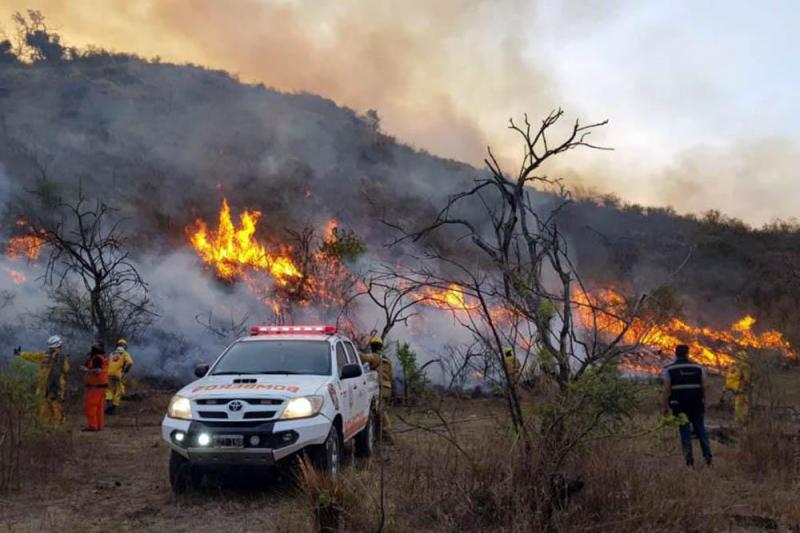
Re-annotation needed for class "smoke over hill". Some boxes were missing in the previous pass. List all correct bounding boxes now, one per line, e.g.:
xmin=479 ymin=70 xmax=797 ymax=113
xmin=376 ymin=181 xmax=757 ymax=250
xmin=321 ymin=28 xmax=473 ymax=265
xmin=0 ymin=34 xmax=485 ymax=375
xmin=1 ymin=24 xmax=798 ymax=378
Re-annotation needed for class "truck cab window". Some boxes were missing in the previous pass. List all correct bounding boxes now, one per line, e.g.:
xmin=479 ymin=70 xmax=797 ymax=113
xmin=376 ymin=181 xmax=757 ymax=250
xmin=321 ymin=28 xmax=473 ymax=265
xmin=344 ymin=342 xmax=358 ymax=364
xmin=335 ymin=343 xmax=348 ymax=375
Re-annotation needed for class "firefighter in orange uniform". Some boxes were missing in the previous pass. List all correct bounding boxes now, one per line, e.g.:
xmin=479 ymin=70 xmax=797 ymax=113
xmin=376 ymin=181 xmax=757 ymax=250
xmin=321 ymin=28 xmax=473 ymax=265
xmin=81 ymin=343 xmax=109 ymax=431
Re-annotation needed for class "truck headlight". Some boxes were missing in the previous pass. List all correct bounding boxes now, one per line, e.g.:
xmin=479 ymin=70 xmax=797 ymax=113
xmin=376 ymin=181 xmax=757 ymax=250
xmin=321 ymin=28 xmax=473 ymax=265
xmin=168 ymin=395 xmax=192 ymax=420
xmin=281 ymin=396 xmax=324 ymax=420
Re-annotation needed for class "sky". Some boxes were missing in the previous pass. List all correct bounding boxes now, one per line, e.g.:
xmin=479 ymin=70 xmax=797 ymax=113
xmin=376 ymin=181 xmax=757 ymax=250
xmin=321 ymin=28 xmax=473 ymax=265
xmin=1 ymin=0 xmax=797 ymax=226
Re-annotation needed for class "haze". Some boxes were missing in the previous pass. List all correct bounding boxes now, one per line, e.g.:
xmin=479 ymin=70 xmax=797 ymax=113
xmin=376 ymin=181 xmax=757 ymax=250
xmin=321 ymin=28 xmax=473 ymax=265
xmin=2 ymin=0 xmax=797 ymax=226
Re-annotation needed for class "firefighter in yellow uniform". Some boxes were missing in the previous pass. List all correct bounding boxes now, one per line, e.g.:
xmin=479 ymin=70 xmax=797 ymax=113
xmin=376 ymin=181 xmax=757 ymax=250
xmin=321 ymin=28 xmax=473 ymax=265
xmin=105 ymin=338 xmax=134 ymax=414
xmin=503 ymin=346 xmax=522 ymax=386
xmin=725 ymin=350 xmax=752 ymax=426
xmin=360 ymin=334 xmax=394 ymax=443
xmin=15 ymin=335 xmax=69 ymax=426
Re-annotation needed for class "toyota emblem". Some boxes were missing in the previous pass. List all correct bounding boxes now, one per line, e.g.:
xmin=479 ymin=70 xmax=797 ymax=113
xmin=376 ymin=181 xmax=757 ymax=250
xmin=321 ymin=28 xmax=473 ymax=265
xmin=228 ymin=400 xmax=243 ymax=412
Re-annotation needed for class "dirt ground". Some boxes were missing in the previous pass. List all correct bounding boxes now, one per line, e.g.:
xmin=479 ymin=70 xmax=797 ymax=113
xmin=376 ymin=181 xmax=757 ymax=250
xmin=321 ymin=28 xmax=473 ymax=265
xmin=1 ymin=390 xmax=312 ymax=533
xmin=2 ymin=376 xmax=799 ymax=532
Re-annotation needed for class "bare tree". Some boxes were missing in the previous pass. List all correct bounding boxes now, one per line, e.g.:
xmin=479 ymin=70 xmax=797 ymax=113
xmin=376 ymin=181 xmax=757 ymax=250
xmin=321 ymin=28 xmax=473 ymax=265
xmin=0 ymin=291 xmax=13 ymax=312
xmin=387 ymin=110 xmax=645 ymax=522
xmin=351 ymin=272 xmax=427 ymax=340
xmin=195 ymin=310 xmax=251 ymax=341
xmin=25 ymin=192 xmax=156 ymax=345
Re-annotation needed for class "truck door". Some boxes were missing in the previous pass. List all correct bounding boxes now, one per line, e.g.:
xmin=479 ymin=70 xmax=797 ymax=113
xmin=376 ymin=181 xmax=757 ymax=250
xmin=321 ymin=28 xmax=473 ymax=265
xmin=344 ymin=341 xmax=369 ymax=429
xmin=335 ymin=342 xmax=357 ymax=438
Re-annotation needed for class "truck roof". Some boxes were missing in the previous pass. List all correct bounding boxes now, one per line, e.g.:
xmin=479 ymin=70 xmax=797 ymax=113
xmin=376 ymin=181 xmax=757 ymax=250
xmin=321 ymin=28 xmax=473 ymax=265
xmin=240 ymin=333 xmax=353 ymax=343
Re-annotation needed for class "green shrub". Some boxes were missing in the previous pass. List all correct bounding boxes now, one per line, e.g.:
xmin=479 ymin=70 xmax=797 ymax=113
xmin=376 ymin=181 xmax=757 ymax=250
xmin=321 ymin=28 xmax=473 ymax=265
xmin=0 ymin=358 xmax=70 ymax=492
xmin=396 ymin=342 xmax=427 ymax=404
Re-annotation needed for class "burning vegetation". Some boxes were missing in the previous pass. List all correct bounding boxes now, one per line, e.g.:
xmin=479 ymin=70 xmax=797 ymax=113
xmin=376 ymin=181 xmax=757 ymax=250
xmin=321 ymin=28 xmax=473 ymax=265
xmin=187 ymin=198 xmax=362 ymax=320
xmin=7 ymin=234 xmax=43 ymax=261
xmin=3 ymin=219 xmax=46 ymax=285
xmin=420 ymin=284 xmax=473 ymax=311
xmin=188 ymin=198 xmax=302 ymax=285
xmin=575 ymin=288 xmax=796 ymax=373
xmin=6 ymin=219 xmax=45 ymax=262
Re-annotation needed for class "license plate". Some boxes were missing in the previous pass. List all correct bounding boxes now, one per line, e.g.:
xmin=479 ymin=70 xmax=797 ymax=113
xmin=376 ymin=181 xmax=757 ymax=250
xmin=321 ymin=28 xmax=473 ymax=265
xmin=213 ymin=434 xmax=244 ymax=448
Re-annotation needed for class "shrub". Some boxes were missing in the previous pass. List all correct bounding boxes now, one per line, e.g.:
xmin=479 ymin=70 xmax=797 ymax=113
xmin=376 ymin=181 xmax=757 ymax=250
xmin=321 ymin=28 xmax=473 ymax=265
xmin=0 ymin=358 xmax=71 ymax=492
xmin=396 ymin=342 xmax=427 ymax=404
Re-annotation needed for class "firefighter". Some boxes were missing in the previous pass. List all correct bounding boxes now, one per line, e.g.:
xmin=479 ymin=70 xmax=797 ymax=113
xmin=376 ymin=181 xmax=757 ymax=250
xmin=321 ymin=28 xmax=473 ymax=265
xmin=361 ymin=334 xmax=394 ymax=443
xmin=503 ymin=346 xmax=522 ymax=386
xmin=80 ymin=343 xmax=109 ymax=431
xmin=662 ymin=344 xmax=712 ymax=466
xmin=14 ymin=335 xmax=69 ymax=426
xmin=105 ymin=338 xmax=134 ymax=414
xmin=725 ymin=350 xmax=752 ymax=426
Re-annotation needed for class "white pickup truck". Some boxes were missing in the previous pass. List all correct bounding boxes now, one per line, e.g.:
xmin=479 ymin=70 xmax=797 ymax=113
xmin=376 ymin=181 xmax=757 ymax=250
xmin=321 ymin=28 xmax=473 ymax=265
xmin=162 ymin=325 xmax=379 ymax=493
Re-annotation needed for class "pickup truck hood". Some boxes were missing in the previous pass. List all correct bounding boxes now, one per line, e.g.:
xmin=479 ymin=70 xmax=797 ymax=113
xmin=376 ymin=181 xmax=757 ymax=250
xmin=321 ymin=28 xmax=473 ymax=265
xmin=178 ymin=374 xmax=331 ymax=399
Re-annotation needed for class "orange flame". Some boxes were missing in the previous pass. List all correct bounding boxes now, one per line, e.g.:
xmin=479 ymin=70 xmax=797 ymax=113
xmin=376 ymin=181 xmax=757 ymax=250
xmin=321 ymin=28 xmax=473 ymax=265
xmin=187 ymin=202 xmax=356 ymax=318
xmin=421 ymin=284 xmax=474 ymax=311
xmin=324 ymin=218 xmax=338 ymax=240
xmin=7 ymin=220 xmax=45 ymax=261
xmin=188 ymin=198 xmax=301 ymax=286
xmin=575 ymin=288 xmax=796 ymax=371
xmin=4 ymin=268 xmax=26 ymax=284
xmin=8 ymin=235 xmax=44 ymax=260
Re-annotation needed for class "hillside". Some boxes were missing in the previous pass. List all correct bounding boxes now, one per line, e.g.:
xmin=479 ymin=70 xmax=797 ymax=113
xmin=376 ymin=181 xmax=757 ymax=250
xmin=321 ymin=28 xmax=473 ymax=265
xmin=1 ymin=32 xmax=799 ymax=367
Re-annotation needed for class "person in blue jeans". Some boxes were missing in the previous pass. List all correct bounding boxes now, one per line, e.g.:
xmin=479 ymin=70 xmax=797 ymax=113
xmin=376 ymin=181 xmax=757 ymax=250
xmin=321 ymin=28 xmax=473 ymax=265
xmin=662 ymin=344 xmax=713 ymax=466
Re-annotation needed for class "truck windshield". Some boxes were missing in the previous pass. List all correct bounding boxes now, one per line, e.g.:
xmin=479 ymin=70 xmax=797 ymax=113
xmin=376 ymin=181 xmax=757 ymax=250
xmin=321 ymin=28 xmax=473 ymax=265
xmin=211 ymin=340 xmax=331 ymax=376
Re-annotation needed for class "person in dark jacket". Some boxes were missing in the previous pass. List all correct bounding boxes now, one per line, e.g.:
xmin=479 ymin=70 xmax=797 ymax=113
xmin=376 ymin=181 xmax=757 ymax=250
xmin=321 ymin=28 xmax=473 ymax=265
xmin=662 ymin=344 xmax=712 ymax=466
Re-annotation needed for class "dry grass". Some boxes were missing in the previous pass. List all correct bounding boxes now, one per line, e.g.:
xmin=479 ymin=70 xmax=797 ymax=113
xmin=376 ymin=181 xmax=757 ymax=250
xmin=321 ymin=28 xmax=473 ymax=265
xmin=295 ymin=377 xmax=800 ymax=532
xmin=2 ymin=372 xmax=799 ymax=532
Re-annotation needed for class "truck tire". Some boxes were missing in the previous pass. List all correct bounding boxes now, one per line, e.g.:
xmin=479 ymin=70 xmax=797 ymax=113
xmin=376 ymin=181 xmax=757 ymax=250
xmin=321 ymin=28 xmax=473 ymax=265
xmin=312 ymin=426 xmax=342 ymax=477
xmin=354 ymin=408 xmax=377 ymax=458
xmin=169 ymin=450 xmax=203 ymax=494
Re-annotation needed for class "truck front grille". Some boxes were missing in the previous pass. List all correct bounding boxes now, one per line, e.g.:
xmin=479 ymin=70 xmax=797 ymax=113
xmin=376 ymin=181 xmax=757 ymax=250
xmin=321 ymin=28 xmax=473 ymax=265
xmin=194 ymin=420 xmax=269 ymax=429
xmin=195 ymin=398 xmax=284 ymax=406
xmin=198 ymin=411 xmax=228 ymax=419
xmin=243 ymin=411 xmax=277 ymax=419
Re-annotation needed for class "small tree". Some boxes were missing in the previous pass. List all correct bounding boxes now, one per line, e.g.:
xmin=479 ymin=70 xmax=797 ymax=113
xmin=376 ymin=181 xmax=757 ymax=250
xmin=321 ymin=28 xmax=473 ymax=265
xmin=264 ymin=223 xmax=364 ymax=323
xmin=0 ymin=38 xmax=17 ymax=64
xmin=0 ymin=358 xmax=40 ymax=492
xmin=396 ymin=342 xmax=426 ymax=404
xmin=24 ymin=191 xmax=155 ymax=345
xmin=10 ymin=10 xmax=66 ymax=62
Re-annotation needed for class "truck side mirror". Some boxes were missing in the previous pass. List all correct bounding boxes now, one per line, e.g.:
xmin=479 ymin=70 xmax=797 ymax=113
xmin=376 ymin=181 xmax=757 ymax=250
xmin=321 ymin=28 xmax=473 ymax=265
xmin=340 ymin=363 xmax=363 ymax=380
xmin=194 ymin=363 xmax=210 ymax=378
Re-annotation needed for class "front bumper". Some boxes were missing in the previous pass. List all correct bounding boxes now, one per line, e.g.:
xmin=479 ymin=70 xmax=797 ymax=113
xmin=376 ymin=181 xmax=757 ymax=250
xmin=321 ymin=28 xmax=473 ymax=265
xmin=162 ymin=414 xmax=332 ymax=463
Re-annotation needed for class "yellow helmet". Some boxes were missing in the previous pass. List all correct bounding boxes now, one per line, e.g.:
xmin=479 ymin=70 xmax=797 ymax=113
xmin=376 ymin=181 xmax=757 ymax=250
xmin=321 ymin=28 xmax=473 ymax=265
xmin=369 ymin=335 xmax=384 ymax=348
xmin=503 ymin=346 xmax=513 ymax=356
xmin=117 ymin=338 xmax=128 ymax=348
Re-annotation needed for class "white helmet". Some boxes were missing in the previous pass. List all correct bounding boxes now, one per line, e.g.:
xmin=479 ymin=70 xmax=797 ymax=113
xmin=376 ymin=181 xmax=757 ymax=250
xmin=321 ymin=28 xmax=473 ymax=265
xmin=47 ymin=335 xmax=63 ymax=349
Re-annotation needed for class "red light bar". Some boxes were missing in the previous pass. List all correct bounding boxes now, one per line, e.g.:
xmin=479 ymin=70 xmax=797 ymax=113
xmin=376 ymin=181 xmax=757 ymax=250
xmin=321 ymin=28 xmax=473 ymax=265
xmin=250 ymin=325 xmax=337 ymax=336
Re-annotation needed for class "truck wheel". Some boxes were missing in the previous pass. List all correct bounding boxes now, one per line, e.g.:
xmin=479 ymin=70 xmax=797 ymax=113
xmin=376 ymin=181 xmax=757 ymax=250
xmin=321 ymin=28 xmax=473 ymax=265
xmin=312 ymin=426 xmax=342 ymax=477
xmin=354 ymin=409 xmax=377 ymax=458
xmin=169 ymin=450 xmax=203 ymax=494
